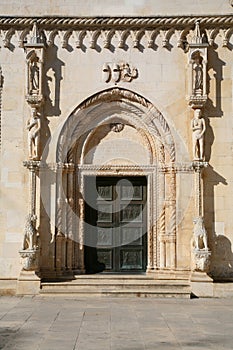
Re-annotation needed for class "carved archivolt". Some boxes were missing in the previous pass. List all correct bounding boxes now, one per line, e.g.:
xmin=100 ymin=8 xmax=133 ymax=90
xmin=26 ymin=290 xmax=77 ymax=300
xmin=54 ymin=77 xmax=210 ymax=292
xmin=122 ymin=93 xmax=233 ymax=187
xmin=0 ymin=15 xmax=232 ymax=50
xmin=49 ymin=88 xmax=178 ymax=272
xmin=56 ymin=88 xmax=175 ymax=164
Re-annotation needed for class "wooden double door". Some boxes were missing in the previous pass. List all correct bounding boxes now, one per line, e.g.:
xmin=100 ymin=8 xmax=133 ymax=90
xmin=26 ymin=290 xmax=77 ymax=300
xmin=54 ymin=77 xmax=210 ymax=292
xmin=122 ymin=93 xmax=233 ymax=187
xmin=84 ymin=176 xmax=147 ymax=273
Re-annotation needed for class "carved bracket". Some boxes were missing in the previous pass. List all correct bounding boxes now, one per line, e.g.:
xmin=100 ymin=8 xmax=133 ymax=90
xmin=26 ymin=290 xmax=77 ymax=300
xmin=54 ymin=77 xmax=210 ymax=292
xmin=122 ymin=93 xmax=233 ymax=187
xmin=193 ymin=248 xmax=211 ymax=272
xmin=19 ymin=248 xmax=40 ymax=271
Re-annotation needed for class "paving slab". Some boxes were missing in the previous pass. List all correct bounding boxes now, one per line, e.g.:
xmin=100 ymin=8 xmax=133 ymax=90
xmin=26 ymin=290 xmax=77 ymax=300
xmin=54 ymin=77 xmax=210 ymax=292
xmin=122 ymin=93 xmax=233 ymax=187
xmin=0 ymin=296 xmax=233 ymax=349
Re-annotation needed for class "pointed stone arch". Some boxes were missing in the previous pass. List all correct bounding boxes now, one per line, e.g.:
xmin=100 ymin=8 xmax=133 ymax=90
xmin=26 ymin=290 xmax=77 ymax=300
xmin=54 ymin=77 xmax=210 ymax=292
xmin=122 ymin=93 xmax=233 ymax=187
xmin=50 ymin=88 xmax=178 ymax=277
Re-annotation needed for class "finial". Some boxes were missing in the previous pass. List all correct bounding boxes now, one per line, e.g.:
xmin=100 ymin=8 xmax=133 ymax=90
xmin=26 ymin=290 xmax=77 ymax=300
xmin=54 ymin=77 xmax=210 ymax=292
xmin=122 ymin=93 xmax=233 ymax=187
xmin=192 ymin=20 xmax=202 ymax=44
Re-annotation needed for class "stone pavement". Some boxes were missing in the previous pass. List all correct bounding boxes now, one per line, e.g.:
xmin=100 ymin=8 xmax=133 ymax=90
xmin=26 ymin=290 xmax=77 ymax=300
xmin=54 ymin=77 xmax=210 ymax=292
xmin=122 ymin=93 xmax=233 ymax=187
xmin=0 ymin=296 xmax=233 ymax=350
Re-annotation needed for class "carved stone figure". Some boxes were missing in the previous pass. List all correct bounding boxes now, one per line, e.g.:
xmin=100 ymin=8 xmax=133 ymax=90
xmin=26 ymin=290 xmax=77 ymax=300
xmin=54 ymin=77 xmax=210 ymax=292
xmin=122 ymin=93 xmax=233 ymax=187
xmin=193 ymin=216 xmax=208 ymax=250
xmin=27 ymin=108 xmax=41 ymax=160
xmin=192 ymin=51 xmax=203 ymax=94
xmin=191 ymin=108 xmax=206 ymax=160
xmin=29 ymin=58 xmax=40 ymax=94
xmin=121 ymin=63 xmax=138 ymax=82
xmin=22 ymin=214 xmax=38 ymax=250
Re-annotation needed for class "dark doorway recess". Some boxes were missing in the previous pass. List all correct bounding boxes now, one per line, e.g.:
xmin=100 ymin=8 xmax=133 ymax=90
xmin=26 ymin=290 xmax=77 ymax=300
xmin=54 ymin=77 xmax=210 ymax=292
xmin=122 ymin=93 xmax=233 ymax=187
xmin=84 ymin=176 xmax=147 ymax=273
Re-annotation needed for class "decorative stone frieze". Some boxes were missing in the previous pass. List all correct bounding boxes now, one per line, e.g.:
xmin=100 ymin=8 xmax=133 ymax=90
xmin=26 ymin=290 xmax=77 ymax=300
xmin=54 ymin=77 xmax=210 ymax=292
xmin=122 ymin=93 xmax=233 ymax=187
xmin=0 ymin=16 xmax=232 ymax=51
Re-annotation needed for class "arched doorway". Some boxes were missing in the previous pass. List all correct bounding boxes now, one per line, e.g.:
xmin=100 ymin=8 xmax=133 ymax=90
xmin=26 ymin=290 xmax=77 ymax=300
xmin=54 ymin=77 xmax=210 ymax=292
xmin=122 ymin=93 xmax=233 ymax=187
xmin=53 ymin=88 xmax=177 ymax=276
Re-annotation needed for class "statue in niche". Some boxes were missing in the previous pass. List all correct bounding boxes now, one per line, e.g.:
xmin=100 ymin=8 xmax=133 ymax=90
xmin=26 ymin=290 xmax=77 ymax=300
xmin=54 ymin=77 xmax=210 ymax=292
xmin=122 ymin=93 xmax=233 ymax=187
xmin=191 ymin=108 xmax=206 ymax=160
xmin=193 ymin=216 xmax=208 ymax=250
xmin=29 ymin=57 xmax=40 ymax=94
xmin=192 ymin=51 xmax=203 ymax=94
xmin=22 ymin=214 xmax=38 ymax=250
xmin=27 ymin=108 xmax=41 ymax=160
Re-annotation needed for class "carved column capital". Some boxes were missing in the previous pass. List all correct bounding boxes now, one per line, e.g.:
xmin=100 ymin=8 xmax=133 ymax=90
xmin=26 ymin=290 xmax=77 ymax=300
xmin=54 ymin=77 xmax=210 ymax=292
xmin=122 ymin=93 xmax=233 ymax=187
xmin=23 ymin=160 xmax=41 ymax=172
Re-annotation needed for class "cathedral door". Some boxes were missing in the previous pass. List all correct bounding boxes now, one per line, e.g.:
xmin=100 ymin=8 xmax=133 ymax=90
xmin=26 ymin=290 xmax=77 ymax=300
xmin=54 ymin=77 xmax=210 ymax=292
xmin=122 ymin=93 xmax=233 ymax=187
xmin=84 ymin=177 xmax=147 ymax=273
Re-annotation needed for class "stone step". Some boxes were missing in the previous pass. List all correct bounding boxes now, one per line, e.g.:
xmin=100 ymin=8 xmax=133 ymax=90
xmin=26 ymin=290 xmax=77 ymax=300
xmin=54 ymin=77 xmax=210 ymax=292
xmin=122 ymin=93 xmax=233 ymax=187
xmin=40 ymin=275 xmax=191 ymax=297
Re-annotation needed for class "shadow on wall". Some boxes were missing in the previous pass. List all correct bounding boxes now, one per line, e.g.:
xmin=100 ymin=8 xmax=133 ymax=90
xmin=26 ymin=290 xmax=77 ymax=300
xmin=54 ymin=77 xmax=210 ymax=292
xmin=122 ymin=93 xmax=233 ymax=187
xmin=206 ymin=46 xmax=225 ymax=119
xmin=44 ymin=45 xmax=64 ymax=117
xmin=210 ymin=234 xmax=233 ymax=281
xmin=202 ymin=45 xmax=233 ymax=280
xmin=203 ymin=165 xmax=233 ymax=280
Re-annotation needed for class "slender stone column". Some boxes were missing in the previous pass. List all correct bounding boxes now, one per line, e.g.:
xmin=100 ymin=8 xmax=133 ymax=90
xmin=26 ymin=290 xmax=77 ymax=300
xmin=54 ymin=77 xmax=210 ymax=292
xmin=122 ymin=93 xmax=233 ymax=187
xmin=66 ymin=163 xmax=75 ymax=270
xmin=168 ymin=167 xmax=176 ymax=269
xmin=29 ymin=163 xmax=37 ymax=216
xmin=77 ymin=172 xmax=85 ymax=272
xmin=147 ymin=173 xmax=153 ymax=270
xmin=55 ymin=164 xmax=65 ymax=272
xmin=194 ymin=163 xmax=202 ymax=217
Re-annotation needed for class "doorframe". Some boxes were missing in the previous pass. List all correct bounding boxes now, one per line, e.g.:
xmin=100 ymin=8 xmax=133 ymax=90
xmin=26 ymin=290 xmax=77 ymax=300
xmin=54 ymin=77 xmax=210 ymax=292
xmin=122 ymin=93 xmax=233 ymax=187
xmin=77 ymin=165 xmax=157 ymax=273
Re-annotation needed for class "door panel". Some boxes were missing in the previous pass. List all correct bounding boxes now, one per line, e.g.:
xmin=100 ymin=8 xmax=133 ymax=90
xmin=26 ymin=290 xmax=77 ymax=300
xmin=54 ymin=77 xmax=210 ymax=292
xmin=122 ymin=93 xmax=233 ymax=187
xmin=85 ymin=177 xmax=147 ymax=273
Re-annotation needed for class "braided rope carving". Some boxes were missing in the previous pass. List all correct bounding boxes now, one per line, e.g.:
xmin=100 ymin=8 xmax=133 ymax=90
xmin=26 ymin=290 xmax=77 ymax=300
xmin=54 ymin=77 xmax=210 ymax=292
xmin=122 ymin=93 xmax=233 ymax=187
xmin=0 ymin=16 xmax=232 ymax=50
xmin=0 ymin=15 xmax=232 ymax=29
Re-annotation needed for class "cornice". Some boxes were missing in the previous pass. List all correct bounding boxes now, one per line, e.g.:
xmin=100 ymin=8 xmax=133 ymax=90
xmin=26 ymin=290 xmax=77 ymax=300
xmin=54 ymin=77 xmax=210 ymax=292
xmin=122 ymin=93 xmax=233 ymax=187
xmin=0 ymin=15 xmax=232 ymax=50
xmin=0 ymin=15 xmax=232 ymax=29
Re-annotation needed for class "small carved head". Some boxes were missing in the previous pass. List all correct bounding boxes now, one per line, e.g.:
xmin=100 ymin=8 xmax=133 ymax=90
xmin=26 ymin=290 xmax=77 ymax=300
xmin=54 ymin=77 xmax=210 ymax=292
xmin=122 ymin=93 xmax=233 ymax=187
xmin=194 ymin=108 xmax=202 ymax=119
xmin=110 ymin=123 xmax=124 ymax=133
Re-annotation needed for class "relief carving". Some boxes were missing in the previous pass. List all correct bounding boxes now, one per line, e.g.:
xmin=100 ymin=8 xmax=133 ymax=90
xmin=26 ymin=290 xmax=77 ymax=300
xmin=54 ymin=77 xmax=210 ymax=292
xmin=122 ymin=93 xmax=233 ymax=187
xmin=102 ymin=62 xmax=138 ymax=83
xmin=110 ymin=123 xmax=124 ymax=133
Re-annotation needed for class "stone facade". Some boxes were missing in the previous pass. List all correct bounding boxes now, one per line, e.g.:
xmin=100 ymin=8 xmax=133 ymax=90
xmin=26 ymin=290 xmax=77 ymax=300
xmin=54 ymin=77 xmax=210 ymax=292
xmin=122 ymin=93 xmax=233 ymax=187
xmin=0 ymin=0 xmax=233 ymax=296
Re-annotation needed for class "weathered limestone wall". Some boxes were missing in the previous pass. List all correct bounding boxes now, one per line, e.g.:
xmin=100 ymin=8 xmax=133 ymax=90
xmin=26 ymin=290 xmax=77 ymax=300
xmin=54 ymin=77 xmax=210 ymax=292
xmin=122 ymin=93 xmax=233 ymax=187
xmin=0 ymin=0 xmax=231 ymax=16
xmin=0 ymin=0 xmax=232 ymax=287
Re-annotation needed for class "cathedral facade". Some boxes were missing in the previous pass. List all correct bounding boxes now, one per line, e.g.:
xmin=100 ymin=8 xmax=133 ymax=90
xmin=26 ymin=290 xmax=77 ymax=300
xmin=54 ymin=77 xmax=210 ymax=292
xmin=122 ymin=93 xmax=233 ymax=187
xmin=0 ymin=0 xmax=233 ymax=297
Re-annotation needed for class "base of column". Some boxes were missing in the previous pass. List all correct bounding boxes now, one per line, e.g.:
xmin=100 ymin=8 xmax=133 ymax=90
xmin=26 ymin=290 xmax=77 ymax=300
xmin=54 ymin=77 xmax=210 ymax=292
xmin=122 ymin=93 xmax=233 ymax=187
xmin=73 ymin=269 xmax=86 ymax=276
xmin=190 ymin=271 xmax=213 ymax=297
xmin=16 ymin=270 xmax=41 ymax=295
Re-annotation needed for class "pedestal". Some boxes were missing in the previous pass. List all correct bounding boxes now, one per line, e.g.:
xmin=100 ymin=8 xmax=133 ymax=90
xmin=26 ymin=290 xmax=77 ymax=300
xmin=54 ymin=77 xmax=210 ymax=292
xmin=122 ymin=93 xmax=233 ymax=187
xmin=190 ymin=271 xmax=213 ymax=297
xmin=16 ymin=271 xmax=41 ymax=295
